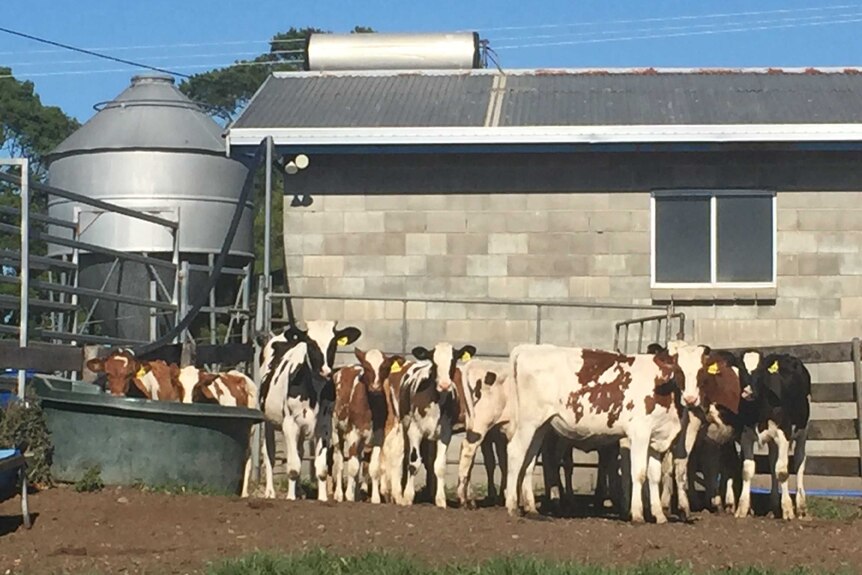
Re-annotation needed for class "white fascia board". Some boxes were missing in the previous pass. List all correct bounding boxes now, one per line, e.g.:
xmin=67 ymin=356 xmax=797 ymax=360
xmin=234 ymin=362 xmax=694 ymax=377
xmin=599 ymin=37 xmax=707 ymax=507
xmin=227 ymin=124 xmax=862 ymax=147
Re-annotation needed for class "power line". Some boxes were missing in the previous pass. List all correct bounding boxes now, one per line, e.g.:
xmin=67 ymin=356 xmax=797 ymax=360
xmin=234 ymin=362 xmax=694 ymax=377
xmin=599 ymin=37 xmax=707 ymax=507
xmin=491 ymin=9 xmax=862 ymax=43
xmin=495 ymin=12 xmax=862 ymax=49
xmin=4 ymin=48 xmax=304 ymax=69
xmin=474 ymin=3 xmax=862 ymax=33
xmin=0 ymin=25 xmax=192 ymax=78
xmin=0 ymin=57 xmax=302 ymax=80
xmin=0 ymin=36 xmax=308 ymax=57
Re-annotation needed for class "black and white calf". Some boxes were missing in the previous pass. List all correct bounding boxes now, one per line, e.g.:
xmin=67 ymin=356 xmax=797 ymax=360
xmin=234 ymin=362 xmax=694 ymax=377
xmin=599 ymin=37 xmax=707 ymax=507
xmin=257 ymin=320 xmax=361 ymax=500
xmin=399 ymin=342 xmax=476 ymax=508
xmin=736 ymin=351 xmax=811 ymax=520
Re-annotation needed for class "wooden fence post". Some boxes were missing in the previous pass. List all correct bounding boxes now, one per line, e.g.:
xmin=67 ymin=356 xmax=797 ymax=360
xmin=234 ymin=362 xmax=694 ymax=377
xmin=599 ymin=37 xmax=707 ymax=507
xmin=851 ymin=337 xmax=862 ymax=476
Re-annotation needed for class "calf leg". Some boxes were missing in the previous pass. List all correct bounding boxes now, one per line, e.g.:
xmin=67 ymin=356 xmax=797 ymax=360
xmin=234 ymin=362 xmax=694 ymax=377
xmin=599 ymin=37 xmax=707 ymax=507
xmin=674 ymin=410 xmax=701 ymax=520
xmin=773 ymin=430 xmax=795 ymax=520
xmin=541 ymin=432 xmax=562 ymax=510
xmin=281 ymin=418 xmax=302 ymax=500
xmin=262 ymin=422 xmax=277 ymax=499
xmin=457 ymin=429 xmax=484 ymax=508
xmin=505 ymin=423 xmax=540 ymax=516
xmin=721 ymin=441 xmax=740 ymax=514
xmin=344 ymin=430 xmax=362 ymax=502
xmin=561 ymin=443 xmax=574 ymax=506
xmin=660 ymin=450 xmax=673 ymax=513
xmin=434 ymin=439 xmax=449 ymax=509
xmin=794 ymin=427 xmax=809 ymax=519
xmin=701 ymin=440 xmax=721 ymax=512
xmin=332 ymin=434 xmax=345 ymax=502
xmin=314 ymin=436 xmax=329 ymax=502
xmin=521 ymin=425 xmax=548 ymax=515
xmin=481 ymin=438 xmax=496 ymax=504
xmin=403 ymin=422 xmax=423 ymax=505
xmin=647 ymin=449 xmax=668 ymax=524
xmin=628 ymin=432 xmax=650 ymax=523
xmin=619 ymin=439 xmax=632 ymax=519
xmin=735 ymin=428 xmax=757 ymax=519
xmin=383 ymin=426 xmax=405 ymax=505
xmin=369 ymin=445 xmax=383 ymax=504
xmin=496 ymin=434 xmax=508 ymax=506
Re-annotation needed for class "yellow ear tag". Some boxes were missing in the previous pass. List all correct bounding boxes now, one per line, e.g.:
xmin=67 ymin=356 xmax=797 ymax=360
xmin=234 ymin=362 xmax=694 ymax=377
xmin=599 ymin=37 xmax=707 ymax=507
xmin=768 ymin=361 xmax=779 ymax=374
xmin=136 ymin=367 xmax=147 ymax=379
xmin=461 ymin=351 xmax=472 ymax=362
xmin=390 ymin=361 xmax=402 ymax=374
xmin=337 ymin=336 xmax=349 ymax=346
xmin=707 ymin=363 xmax=719 ymax=375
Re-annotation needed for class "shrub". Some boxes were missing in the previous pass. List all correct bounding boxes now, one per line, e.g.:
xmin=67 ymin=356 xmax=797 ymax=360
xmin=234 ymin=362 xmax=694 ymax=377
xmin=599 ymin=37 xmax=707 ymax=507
xmin=0 ymin=391 xmax=53 ymax=486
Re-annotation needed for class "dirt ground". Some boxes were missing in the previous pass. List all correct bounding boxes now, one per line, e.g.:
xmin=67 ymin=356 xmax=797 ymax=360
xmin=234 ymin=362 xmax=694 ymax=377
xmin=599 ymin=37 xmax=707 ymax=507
xmin=1 ymin=487 xmax=861 ymax=574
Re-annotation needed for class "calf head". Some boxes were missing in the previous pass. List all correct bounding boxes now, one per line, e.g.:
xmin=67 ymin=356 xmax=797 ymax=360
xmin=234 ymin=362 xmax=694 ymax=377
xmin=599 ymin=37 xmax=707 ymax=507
xmin=293 ymin=320 xmax=362 ymax=378
xmin=665 ymin=340 xmax=712 ymax=408
xmin=697 ymin=352 xmax=742 ymax=416
xmin=411 ymin=343 xmax=477 ymax=393
xmin=741 ymin=350 xmax=763 ymax=400
xmin=86 ymin=349 xmax=145 ymax=397
xmin=177 ymin=366 xmax=220 ymax=404
xmin=355 ymin=348 xmax=405 ymax=393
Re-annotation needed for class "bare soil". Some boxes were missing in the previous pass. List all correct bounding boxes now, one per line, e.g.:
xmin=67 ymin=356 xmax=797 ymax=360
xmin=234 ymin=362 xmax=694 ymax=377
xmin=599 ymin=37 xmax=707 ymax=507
xmin=1 ymin=487 xmax=861 ymax=574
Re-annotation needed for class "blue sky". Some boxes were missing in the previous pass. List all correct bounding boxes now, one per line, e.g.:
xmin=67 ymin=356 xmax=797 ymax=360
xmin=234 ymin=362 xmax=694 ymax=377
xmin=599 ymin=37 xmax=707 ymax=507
xmin=2 ymin=0 xmax=862 ymax=122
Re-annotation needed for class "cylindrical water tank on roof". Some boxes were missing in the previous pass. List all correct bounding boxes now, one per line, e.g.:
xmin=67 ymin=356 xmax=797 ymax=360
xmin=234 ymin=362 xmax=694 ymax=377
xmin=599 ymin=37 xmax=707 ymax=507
xmin=305 ymin=32 xmax=483 ymax=71
xmin=45 ymin=73 xmax=253 ymax=342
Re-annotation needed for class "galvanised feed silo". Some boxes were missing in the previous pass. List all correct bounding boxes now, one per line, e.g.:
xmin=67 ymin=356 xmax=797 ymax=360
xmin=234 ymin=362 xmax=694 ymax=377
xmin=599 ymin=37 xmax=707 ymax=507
xmin=45 ymin=73 xmax=253 ymax=342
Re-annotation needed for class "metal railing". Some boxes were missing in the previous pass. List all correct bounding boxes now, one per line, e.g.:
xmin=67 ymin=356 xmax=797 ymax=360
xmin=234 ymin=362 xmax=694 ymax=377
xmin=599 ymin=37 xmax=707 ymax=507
xmin=613 ymin=311 xmax=686 ymax=354
xmin=263 ymin=289 xmax=677 ymax=356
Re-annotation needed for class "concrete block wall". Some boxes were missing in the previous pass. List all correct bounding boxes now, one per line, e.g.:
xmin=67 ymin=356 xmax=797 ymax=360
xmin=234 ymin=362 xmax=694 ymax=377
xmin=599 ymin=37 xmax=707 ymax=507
xmin=282 ymin=151 xmax=862 ymax=355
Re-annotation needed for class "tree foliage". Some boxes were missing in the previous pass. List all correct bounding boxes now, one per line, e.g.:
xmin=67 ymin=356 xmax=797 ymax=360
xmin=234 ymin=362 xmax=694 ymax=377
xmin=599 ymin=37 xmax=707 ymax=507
xmin=0 ymin=67 xmax=80 ymax=176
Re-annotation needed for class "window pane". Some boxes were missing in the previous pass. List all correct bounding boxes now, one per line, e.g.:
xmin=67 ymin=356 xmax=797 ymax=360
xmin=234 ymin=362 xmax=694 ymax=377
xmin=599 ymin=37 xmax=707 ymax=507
xmin=717 ymin=196 xmax=773 ymax=282
xmin=655 ymin=196 xmax=711 ymax=283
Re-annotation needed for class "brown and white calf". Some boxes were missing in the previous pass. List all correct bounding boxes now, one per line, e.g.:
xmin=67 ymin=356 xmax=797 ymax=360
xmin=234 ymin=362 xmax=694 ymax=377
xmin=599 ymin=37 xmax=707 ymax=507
xmin=456 ymin=358 xmax=512 ymax=508
xmin=177 ymin=366 xmax=259 ymax=497
xmin=506 ymin=344 xmax=681 ymax=523
xmin=257 ymin=320 xmax=361 ymax=500
xmin=399 ymin=342 xmax=476 ymax=508
xmin=86 ymin=349 xmax=182 ymax=401
xmin=331 ymin=348 xmax=405 ymax=503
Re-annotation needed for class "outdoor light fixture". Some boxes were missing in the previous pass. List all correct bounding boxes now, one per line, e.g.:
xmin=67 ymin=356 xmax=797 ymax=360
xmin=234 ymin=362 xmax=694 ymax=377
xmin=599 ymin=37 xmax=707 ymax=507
xmin=283 ymin=154 xmax=312 ymax=207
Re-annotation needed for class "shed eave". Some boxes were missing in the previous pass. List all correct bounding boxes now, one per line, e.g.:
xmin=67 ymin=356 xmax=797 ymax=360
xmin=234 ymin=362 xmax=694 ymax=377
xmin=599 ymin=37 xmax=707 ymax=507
xmin=226 ymin=124 xmax=862 ymax=148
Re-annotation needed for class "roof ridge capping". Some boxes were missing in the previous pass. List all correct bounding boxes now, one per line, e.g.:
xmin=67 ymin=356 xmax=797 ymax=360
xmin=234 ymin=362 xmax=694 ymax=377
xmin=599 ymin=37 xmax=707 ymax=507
xmin=272 ymin=66 xmax=862 ymax=79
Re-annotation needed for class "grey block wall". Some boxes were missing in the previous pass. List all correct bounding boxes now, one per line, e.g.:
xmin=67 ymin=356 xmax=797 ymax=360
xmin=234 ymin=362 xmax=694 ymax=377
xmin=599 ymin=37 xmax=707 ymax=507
xmin=282 ymin=151 xmax=862 ymax=354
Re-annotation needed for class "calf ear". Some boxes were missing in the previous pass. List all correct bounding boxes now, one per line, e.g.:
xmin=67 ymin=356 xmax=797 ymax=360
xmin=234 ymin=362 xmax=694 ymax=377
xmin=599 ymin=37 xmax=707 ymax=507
xmin=388 ymin=355 xmax=406 ymax=374
xmin=335 ymin=327 xmax=361 ymax=347
xmin=645 ymin=343 xmax=665 ymax=355
xmin=86 ymin=358 xmax=105 ymax=373
xmin=411 ymin=346 xmax=431 ymax=361
xmin=131 ymin=377 xmax=152 ymax=399
xmin=456 ymin=345 xmax=477 ymax=363
xmin=354 ymin=348 xmax=366 ymax=362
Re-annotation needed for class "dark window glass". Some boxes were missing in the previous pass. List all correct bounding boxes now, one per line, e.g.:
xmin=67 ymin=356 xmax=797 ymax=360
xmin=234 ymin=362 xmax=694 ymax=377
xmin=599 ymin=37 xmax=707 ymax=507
xmin=654 ymin=196 xmax=711 ymax=283
xmin=716 ymin=196 xmax=773 ymax=282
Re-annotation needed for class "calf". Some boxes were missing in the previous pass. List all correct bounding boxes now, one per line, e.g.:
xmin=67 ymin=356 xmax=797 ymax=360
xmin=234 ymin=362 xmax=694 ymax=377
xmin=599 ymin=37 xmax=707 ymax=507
xmin=257 ymin=320 xmax=361 ymax=500
xmin=399 ymin=342 xmax=476 ymax=508
xmin=736 ymin=351 xmax=811 ymax=520
xmin=331 ymin=348 xmax=404 ymax=503
xmin=86 ymin=349 xmax=182 ymax=401
xmin=506 ymin=344 xmax=681 ymax=523
xmin=456 ymin=358 xmax=511 ymax=508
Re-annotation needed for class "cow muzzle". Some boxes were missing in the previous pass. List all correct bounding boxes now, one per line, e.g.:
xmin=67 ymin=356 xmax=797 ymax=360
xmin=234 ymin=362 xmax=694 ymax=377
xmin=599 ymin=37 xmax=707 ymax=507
xmin=437 ymin=380 xmax=452 ymax=393
xmin=683 ymin=393 xmax=700 ymax=407
xmin=319 ymin=366 xmax=332 ymax=378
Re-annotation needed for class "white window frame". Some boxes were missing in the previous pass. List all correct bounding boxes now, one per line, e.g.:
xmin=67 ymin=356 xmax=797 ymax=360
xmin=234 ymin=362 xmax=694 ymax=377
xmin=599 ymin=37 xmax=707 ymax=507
xmin=650 ymin=190 xmax=777 ymax=290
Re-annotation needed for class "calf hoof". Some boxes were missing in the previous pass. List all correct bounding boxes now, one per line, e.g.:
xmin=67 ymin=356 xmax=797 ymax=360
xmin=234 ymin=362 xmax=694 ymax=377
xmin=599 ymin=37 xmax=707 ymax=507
xmin=724 ymin=504 xmax=737 ymax=515
xmin=630 ymin=514 xmax=646 ymax=524
xmin=653 ymin=513 xmax=668 ymax=525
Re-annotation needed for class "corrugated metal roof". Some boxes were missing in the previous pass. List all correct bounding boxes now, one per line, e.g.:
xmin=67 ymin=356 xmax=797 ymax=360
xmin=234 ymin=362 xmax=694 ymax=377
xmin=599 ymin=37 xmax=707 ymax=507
xmin=232 ymin=73 xmax=493 ymax=129
xmin=231 ymin=68 xmax=862 ymax=132
xmin=500 ymin=72 xmax=862 ymax=126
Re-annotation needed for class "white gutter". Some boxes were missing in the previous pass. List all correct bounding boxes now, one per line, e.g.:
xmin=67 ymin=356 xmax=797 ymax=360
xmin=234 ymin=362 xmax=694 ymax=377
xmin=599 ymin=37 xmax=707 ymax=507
xmin=227 ymin=124 xmax=862 ymax=148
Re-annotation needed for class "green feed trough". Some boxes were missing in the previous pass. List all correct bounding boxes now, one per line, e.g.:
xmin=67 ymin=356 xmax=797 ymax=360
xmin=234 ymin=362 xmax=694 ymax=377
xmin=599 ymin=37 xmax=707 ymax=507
xmin=33 ymin=376 xmax=264 ymax=494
